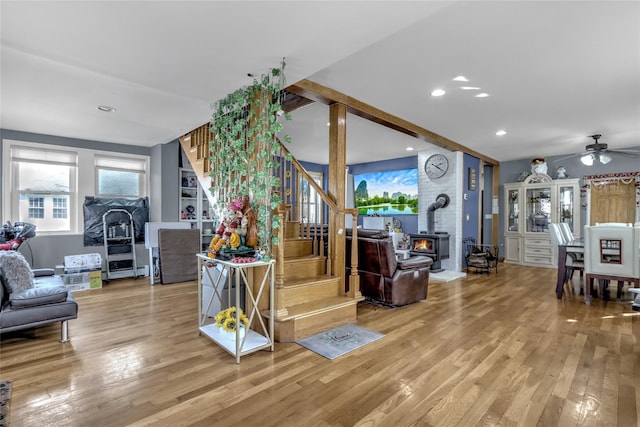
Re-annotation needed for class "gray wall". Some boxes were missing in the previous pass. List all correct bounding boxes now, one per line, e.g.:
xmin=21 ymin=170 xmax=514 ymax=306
xmin=498 ymin=145 xmax=640 ymax=252
xmin=149 ymin=140 xmax=181 ymax=222
xmin=161 ymin=141 xmax=180 ymax=222
xmin=0 ymin=129 xmax=175 ymax=270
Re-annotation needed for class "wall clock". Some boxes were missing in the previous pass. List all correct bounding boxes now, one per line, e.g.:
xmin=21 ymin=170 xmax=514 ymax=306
xmin=424 ymin=154 xmax=449 ymax=179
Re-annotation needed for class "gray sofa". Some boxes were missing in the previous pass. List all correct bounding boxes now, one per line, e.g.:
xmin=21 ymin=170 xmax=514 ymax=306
xmin=0 ymin=252 xmax=78 ymax=342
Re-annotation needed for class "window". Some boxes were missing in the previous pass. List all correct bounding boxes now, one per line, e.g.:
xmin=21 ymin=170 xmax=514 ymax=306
xmin=10 ymin=145 xmax=76 ymax=232
xmin=2 ymin=140 xmax=150 ymax=235
xmin=300 ymin=171 xmax=323 ymax=224
xmin=53 ymin=197 xmax=68 ymax=219
xmin=96 ymin=155 xmax=147 ymax=197
xmin=28 ymin=196 xmax=44 ymax=219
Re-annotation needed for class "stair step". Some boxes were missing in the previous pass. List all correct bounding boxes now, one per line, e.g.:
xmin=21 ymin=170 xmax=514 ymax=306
xmin=283 ymin=255 xmax=326 ymax=280
xmin=284 ymin=221 xmax=300 ymax=239
xmin=283 ymin=238 xmax=313 ymax=258
xmin=268 ymin=296 xmax=361 ymax=342
xmin=275 ymin=296 xmax=360 ymax=321
xmin=281 ymin=274 xmax=338 ymax=288
xmin=279 ymin=275 xmax=342 ymax=306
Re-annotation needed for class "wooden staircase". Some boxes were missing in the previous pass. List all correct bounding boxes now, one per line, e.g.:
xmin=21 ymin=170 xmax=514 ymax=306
xmin=178 ymin=131 xmax=362 ymax=343
xmin=272 ymin=220 xmax=361 ymax=342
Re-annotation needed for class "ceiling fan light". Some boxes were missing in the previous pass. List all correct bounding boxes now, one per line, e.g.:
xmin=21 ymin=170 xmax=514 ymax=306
xmin=599 ymin=153 xmax=612 ymax=164
xmin=580 ymin=154 xmax=594 ymax=166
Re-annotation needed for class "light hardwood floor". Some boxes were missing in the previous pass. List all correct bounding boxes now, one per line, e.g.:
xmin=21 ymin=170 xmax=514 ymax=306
xmin=1 ymin=263 xmax=638 ymax=426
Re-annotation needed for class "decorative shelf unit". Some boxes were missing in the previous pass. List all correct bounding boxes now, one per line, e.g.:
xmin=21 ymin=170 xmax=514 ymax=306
xmin=180 ymin=168 xmax=216 ymax=251
xmin=102 ymin=208 xmax=138 ymax=280
xmin=503 ymin=173 xmax=580 ymax=267
xmin=197 ymin=254 xmax=275 ymax=363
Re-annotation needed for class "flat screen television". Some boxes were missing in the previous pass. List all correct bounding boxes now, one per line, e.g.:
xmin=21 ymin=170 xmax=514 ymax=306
xmin=354 ymin=168 xmax=418 ymax=215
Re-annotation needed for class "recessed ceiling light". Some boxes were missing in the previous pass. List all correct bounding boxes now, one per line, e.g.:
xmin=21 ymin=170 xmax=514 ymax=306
xmin=460 ymin=86 xmax=480 ymax=90
xmin=475 ymin=93 xmax=489 ymax=98
xmin=430 ymin=89 xmax=446 ymax=97
xmin=406 ymin=147 xmax=414 ymax=151
xmin=496 ymin=130 xmax=507 ymax=136
xmin=97 ymin=105 xmax=116 ymax=112
xmin=326 ymin=122 xmax=330 ymax=126
xmin=452 ymin=76 xmax=469 ymax=82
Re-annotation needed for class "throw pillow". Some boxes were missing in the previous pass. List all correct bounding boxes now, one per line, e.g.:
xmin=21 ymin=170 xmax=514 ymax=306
xmin=0 ymin=251 xmax=34 ymax=293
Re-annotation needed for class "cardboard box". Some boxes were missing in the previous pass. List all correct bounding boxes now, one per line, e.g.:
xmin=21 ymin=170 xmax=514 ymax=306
xmin=64 ymin=253 xmax=102 ymax=274
xmin=63 ymin=269 xmax=102 ymax=291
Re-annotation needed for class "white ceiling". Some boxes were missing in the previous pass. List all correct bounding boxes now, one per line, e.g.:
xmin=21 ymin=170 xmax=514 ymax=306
xmin=1 ymin=1 xmax=639 ymax=165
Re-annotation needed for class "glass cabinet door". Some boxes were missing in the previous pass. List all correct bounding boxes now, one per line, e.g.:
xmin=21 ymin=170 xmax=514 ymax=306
xmin=526 ymin=186 xmax=551 ymax=233
xmin=507 ymin=188 xmax=520 ymax=232
xmin=558 ymin=184 xmax=576 ymax=235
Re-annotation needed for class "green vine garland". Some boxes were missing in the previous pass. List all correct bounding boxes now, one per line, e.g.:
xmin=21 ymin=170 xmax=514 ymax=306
xmin=209 ymin=58 xmax=292 ymax=257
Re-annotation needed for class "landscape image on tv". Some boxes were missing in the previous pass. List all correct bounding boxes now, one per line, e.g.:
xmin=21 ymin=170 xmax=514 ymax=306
xmin=354 ymin=168 xmax=419 ymax=215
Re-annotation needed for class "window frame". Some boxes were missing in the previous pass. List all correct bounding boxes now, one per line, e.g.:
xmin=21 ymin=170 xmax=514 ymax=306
xmin=95 ymin=154 xmax=148 ymax=198
xmin=299 ymin=171 xmax=323 ymax=224
xmin=10 ymin=144 xmax=77 ymax=234
xmin=52 ymin=197 xmax=68 ymax=219
xmin=27 ymin=196 xmax=45 ymax=219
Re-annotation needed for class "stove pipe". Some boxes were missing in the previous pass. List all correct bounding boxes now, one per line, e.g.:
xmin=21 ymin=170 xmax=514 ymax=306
xmin=426 ymin=193 xmax=450 ymax=234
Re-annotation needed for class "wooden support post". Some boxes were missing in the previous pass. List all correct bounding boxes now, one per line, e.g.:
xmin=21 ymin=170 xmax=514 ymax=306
xmin=328 ymin=103 xmax=347 ymax=288
xmin=274 ymin=205 xmax=288 ymax=318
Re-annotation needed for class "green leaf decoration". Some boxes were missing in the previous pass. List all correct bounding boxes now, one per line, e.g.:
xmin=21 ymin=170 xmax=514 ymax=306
xmin=209 ymin=58 xmax=292 ymax=256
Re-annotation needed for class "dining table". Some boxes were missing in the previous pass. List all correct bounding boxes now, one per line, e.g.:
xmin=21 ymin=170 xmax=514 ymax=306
xmin=555 ymin=238 xmax=584 ymax=299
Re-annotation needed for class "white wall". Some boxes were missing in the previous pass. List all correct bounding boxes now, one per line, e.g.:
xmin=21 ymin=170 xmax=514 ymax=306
xmin=418 ymin=149 xmax=464 ymax=272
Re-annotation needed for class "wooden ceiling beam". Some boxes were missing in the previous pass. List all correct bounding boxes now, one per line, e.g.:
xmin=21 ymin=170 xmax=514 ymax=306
xmin=281 ymin=91 xmax=315 ymax=113
xmin=286 ymin=79 xmax=499 ymax=166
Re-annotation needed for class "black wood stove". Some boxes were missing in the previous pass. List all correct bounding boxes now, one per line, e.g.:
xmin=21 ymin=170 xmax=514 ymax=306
xmin=408 ymin=232 xmax=450 ymax=272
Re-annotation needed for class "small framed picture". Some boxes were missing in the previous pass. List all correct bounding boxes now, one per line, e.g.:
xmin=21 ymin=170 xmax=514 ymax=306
xmin=468 ymin=168 xmax=477 ymax=191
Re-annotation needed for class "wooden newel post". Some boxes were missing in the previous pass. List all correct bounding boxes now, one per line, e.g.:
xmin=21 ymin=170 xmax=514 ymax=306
xmin=274 ymin=205 xmax=288 ymax=317
xmin=347 ymin=209 xmax=361 ymax=299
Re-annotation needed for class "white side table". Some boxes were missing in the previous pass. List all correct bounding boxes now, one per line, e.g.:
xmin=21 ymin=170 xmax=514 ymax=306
xmin=197 ymin=254 xmax=275 ymax=363
xmin=395 ymin=249 xmax=411 ymax=260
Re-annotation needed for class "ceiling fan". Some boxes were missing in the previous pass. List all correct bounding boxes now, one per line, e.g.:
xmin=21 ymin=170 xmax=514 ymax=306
xmin=560 ymin=134 xmax=640 ymax=166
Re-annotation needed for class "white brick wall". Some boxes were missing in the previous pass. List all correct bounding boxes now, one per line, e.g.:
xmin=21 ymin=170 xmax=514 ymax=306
xmin=418 ymin=149 xmax=464 ymax=271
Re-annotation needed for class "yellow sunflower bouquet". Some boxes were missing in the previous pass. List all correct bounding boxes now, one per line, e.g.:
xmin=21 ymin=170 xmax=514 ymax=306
xmin=214 ymin=306 xmax=249 ymax=332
